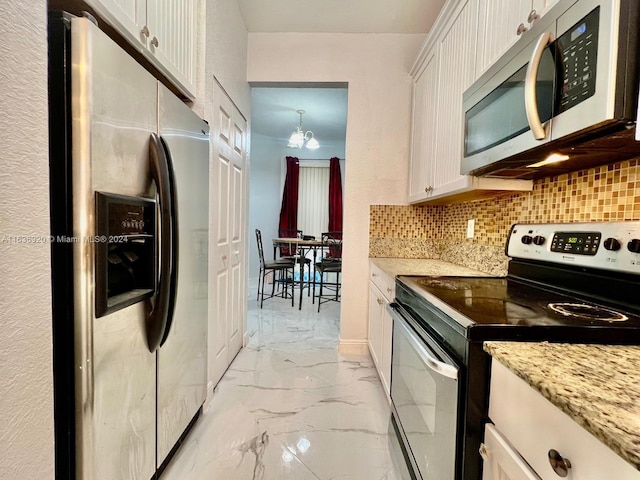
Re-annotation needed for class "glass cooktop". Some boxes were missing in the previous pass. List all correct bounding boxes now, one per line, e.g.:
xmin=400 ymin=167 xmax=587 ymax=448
xmin=396 ymin=275 xmax=640 ymax=343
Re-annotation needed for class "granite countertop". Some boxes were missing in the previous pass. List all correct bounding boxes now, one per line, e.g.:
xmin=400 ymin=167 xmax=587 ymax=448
xmin=485 ymin=341 xmax=640 ymax=471
xmin=369 ymin=257 xmax=488 ymax=278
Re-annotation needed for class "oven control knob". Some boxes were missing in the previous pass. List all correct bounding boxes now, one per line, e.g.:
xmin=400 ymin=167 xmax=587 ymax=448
xmin=627 ymin=239 xmax=640 ymax=253
xmin=604 ymin=237 xmax=621 ymax=251
xmin=521 ymin=235 xmax=533 ymax=245
xmin=533 ymin=235 xmax=545 ymax=246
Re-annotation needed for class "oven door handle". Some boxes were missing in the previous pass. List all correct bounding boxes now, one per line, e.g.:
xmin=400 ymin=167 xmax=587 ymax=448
xmin=387 ymin=303 xmax=459 ymax=380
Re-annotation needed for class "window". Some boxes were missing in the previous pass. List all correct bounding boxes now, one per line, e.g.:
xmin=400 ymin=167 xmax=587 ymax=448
xmin=297 ymin=163 xmax=329 ymax=240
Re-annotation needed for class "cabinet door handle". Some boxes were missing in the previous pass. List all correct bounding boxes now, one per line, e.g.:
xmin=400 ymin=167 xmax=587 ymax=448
xmin=376 ymin=298 xmax=383 ymax=306
xmin=371 ymin=272 xmax=377 ymax=277
xmin=141 ymin=25 xmax=150 ymax=38
xmin=527 ymin=9 xmax=540 ymax=24
xmin=151 ymin=36 xmax=159 ymax=48
xmin=387 ymin=287 xmax=392 ymax=294
xmin=222 ymin=254 xmax=227 ymax=261
xmin=548 ymin=449 xmax=572 ymax=477
xmin=516 ymin=23 xmax=528 ymax=36
xmin=424 ymin=186 xmax=433 ymax=193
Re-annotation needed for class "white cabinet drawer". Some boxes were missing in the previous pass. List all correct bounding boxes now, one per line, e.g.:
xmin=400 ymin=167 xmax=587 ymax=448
xmin=369 ymin=263 xmax=395 ymax=300
xmin=489 ymin=361 xmax=640 ymax=480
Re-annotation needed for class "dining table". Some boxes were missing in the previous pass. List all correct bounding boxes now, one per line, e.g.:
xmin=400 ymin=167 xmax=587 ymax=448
xmin=272 ymin=237 xmax=326 ymax=309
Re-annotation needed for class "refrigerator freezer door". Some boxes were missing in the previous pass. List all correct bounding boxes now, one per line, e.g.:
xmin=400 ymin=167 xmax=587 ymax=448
xmin=70 ymin=17 xmax=158 ymax=480
xmin=156 ymin=83 xmax=209 ymax=465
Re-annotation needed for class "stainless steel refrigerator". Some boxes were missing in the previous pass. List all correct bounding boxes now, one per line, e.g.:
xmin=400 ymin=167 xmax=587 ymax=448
xmin=49 ymin=12 xmax=209 ymax=479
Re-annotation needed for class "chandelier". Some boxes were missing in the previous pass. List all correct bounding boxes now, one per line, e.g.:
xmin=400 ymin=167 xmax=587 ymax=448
xmin=287 ymin=110 xmax=320 ymax=149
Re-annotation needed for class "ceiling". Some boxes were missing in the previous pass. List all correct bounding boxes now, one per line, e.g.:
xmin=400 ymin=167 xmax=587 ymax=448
xmin=251 ymin=87 xmax=348 ymax=144
xmin=236 ymin=0 xmax=446 ymax=34
xmin=242 ymin=0 xmax=446 ymax=149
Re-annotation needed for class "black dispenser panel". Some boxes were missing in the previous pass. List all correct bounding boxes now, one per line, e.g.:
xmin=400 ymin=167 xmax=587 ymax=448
xmin=95 ymin=192 xmax=156 ymax=317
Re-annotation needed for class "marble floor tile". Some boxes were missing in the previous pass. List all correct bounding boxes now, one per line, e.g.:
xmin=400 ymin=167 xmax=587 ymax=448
xmin=162 ymin=281 xmax=408 ymax=479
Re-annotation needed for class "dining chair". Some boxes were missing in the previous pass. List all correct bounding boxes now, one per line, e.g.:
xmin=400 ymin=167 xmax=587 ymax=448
xmin=256 ymin=229 xmax=295 ymax=308
xmin=277 ymin=228 xmax=313 ymax=295
xmin=315 ymin=231 xmax=342 ymax=311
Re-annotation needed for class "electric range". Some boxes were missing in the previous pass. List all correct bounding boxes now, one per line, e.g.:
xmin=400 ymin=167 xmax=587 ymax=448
xmin=388 ymin=221 xmax=640 ymax=480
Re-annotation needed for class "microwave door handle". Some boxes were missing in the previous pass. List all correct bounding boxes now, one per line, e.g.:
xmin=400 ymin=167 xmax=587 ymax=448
xmin=147 ymin=133 xmax=173 ymax=352
xmin=524 ymin=31 xmax=553 ymax=140
xmin=387 ymin=304 xmax=459 ymax=380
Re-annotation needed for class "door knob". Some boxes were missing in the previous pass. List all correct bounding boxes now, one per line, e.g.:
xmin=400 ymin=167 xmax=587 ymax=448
xmin=516 ymin=23 xmax=528 ymax=35
xmin=527 ymin=10 xmax=540 ymax=24
xmin=479 ymin=443 xmax=490 ymax=461
xmin=151 ymin=36 xmax=159 ymax=48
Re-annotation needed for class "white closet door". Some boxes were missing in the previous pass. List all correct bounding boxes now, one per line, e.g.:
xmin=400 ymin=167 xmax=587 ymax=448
xmin=209 ymin=80 xmax=247 ymax=389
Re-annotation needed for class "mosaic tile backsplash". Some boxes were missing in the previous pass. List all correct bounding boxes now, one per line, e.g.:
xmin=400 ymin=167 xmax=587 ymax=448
xmin=370 ymin=159 xmax=640 ymax=274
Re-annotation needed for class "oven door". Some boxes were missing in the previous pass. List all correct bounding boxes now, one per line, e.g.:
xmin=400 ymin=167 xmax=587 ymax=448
xmin=387 ymin=303 xmax=460 ymax=480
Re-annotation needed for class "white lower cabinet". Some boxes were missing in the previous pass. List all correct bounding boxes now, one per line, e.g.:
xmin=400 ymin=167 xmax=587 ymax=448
xmin=482 ymin=424 xmax=541 ymax=480
xmin=368 ymin=282 xmax=384 ymax=370
xmin=368 ymin=263 xmax=395 ymax=395
xmin=485 ymin=360 xmax=640 ymax=480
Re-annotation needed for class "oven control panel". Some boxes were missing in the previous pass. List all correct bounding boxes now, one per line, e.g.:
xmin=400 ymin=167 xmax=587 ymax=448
xmin=507 ymin=222 xmax=640 ymax=274
xmin=550 ymin=231 xmax=601 ymax=255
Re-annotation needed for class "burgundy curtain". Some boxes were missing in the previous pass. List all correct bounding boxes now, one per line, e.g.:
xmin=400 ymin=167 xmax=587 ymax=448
xmin=328 ymin=157 xmax=343 ymax=233
xmin=278 ymin=156 xmax=300 ymax=255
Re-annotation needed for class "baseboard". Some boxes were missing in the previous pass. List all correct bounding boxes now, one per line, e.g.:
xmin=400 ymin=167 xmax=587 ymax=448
xmin=338 ymin=338 xmax=370 ymax=354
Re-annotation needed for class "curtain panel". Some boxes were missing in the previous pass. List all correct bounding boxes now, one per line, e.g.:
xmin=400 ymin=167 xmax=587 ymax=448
xmin=328 ymin=157 xmax=343 ymax=233
xmin=278 ymin=156 xmax=300 ymax=255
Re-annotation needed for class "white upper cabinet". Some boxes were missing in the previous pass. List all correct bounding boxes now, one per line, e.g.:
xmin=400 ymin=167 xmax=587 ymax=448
xmin=431 ymin=0 xmax=478 ymax=198
xmin=476 ymin=0 xmax=560 ymax=77
xmin=408 ymin=0 xmax=533 ymax=204
xmin=85 ymin=0 xmax=196 ymax=99
xmin=408 ymin=44 xmax=439 ymax=201
xmin=146 ymin=0 xmax=195 ymax=96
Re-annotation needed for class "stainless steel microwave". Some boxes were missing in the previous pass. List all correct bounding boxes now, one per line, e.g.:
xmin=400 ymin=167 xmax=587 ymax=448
xmin=462 ymin=0 xmax=640 ymax=179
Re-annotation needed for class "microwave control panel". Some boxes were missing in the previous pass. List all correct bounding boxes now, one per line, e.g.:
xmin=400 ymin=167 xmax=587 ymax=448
xmin=556 ymin=7 xmax=600 ymax=114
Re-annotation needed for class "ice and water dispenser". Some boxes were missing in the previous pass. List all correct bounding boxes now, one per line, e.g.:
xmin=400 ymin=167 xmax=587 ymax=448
xmin=95 ymin=192 xmax=156 ymax=317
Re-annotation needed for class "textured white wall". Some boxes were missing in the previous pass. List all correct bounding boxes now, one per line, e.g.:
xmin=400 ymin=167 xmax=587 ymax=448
xmin=0 ymin=2 xmax=54 ymax=478
xmin=248 ymin=33 xmax=424 ymax=343
xmin=247 ymin=134 xmax=287 ymax=279
xmin=204 ymin=0 xmax=251 ymax=118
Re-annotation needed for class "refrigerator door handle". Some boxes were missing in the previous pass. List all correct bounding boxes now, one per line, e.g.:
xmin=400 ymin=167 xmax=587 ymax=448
xmin=147 ymin=133 xmax=175 ymax=352
xmin=159 ymin=135 xmax=179 ymax=347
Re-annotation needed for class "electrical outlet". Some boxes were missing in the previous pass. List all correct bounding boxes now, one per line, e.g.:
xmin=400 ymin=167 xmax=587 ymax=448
xmin=467 ymin=219 xmax=475 ymax=239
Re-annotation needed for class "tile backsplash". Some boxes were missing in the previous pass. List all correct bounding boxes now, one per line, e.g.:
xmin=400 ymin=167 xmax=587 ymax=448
xmin=370 ymin=159 xmax=640 ymax=274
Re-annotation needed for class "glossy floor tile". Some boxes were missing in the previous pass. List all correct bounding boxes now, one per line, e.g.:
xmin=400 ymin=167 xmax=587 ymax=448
xmin=162 ymin=282 xmax=408 ymax=479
